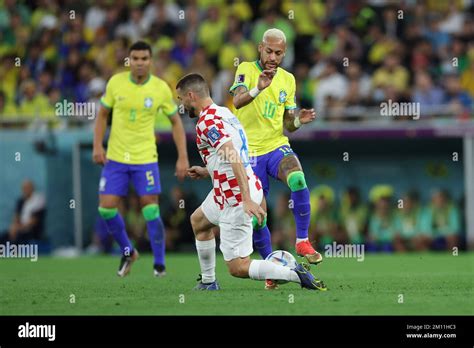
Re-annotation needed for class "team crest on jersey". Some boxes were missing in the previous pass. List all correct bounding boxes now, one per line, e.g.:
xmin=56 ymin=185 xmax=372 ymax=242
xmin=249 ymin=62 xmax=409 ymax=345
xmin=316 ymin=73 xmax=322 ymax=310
xmin=207 ymin=127 xmax=223 ymax=144
xmin=279 ymin=90 xmax=287 ymax=103
xmin=144 ymin=97 xmax=153 ymax=108
xmin=237 ymin=74 xmax=245 ymax=83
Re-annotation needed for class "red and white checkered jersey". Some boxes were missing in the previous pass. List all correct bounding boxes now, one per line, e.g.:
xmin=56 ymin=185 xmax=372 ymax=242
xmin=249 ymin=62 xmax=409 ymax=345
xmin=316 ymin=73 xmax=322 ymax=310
xmin=196 ymin=103 xmax=262 ymax=209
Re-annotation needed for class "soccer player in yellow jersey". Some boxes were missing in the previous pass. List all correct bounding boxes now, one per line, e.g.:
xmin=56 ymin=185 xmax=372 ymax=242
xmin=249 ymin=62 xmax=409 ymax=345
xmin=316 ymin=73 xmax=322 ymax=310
xmin=93 ymin=41 xmax=189 ymax=277
xmin=229 ymin=29 xmax=323 ymax=268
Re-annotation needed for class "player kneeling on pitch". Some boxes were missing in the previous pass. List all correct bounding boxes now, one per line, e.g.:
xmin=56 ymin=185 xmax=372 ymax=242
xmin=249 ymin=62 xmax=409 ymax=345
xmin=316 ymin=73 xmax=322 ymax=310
xmin=176 ymin=73 xmax=327 ymax=291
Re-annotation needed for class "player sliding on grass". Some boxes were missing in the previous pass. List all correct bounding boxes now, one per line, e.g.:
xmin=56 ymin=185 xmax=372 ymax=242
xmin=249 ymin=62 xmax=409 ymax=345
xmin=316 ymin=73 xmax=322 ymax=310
xmin=176 ymin=73 xmax=326 ymax=291
xmin=93 ymin=41 xmax=189 ymax=277
xmin=229 ymin=29 xmax=323 ymax=281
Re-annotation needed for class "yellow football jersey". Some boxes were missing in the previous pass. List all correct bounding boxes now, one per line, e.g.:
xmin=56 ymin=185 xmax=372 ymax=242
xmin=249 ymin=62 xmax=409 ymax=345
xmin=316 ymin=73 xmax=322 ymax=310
xmin=229 ymin=60 xmax=297 ymax=156
xmin=100 ymin=72 xmax=177 ymax=164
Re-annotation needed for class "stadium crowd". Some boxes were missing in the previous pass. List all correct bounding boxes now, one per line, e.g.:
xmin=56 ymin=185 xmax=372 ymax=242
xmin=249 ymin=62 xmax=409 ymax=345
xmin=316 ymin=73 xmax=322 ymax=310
xmin=0 ymin=0 xmax=473 ymax=127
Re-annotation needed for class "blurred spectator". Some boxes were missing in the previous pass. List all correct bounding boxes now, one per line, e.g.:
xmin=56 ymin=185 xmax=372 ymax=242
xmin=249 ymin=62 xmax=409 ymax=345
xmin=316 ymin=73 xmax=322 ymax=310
xmin=84 ymin=1 xmax=107 ymax=32
xmin=339 ymin=187 xmax=368 ymax=244
xmin=344 ymin=61 xmax=371 ymax=107
xmin=211 ymin=68 xmax=235 ymax=108
xmin=187 ymin=47 xmax=215 ymax=87
xmin=443 ymin=74 xmax=473 ymax=117
xmin=313 ymin=59 xmax=348 ymax=116
xmin=438 ymin=4 xmax=465 ymax=35
xmin=153 ymin=37 xmax=184 ymax=96
xmin=424 ymin=15 xmax=451 ymax=58
xmin=309 ymin=185 xmax=341 ymax=248
xmin=218 ymin=18 xmax=256 ymax=70
xmin=460 ymin=58 xmax=474 ymax=99
xmin=25 ymin=42 xmax=47 ymax=80
xmin=0 ymin=90 xmax=17 ymax=117
xmin=366 ymin=24 xmax=398 ymax=67
xmin=115 ymin=6 xmax=147 ymax=43
xmin=0 ymin=180 xmax=46 ymax=244
xmin=17 ymin=79 xmax=52 ymax=119
xmin=198 ymin=5 xmax=227 ymax=65
xmin=331 ymin=25 xmax=363 ymax=62
xmin=58 ymin=49 xmax=82 ymax=101
xmin=294 ymin=63 xmax=314 ymax=109
xmin=421 ymin=189 xmax=461 ymax=251
xmin=394 ymin=190 xmax=430 ymax=252
xmin=163 ymin=186 xmax=197 ymax=251
xmin=412 ymin=71 xmax=445 ymax=116
xmin=142 ymin=0 xmax=180 ymax=36
xmin=171 ymin=30 xmax=195 ymax=69
xmin=372 ymin=54 xmax=409 ymax=100
xmin=367 ymin=185 xmax=399 ymax=252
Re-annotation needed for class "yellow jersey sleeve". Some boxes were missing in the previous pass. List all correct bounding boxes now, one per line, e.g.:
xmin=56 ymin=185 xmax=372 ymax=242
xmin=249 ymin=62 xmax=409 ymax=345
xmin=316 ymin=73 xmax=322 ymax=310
xmin=159 ymin=81 xmax=178 ymax=117
xmin=229 ymin=62 xmax=252 ymax=95
xmin=285 ymin=74 xmax=297 ymax=110
xmin=100 ymin=77 xmax=115 ymax=109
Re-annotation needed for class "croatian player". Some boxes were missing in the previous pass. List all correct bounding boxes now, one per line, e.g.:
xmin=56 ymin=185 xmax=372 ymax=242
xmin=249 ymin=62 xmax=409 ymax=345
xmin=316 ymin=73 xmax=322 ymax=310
xmin=229 ymin=28 xmax=323 ymax=266
xmin=93 ymin=41 xmax=189 ymax=277
xmin=176 ymin=73 xmax=326 ymax=291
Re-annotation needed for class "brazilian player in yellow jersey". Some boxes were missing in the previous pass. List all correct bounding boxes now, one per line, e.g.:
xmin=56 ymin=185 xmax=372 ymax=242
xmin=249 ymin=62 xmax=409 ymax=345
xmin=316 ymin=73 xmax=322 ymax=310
xmin=229 ymin=29 xmax=323 ymax=271
xmin=93 ymin=41 xmax=189 ymax=278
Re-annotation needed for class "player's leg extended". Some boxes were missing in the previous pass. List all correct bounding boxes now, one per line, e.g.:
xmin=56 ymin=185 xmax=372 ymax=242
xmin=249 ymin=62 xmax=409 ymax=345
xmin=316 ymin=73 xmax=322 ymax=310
xmin=132 ymin=162 xmax=166 ymax=276
xmin=276 ymin=151 xmax=323 ymax=264
xmin=140 ymin=195 xmax=166 ymax=276
xmin=251 ymin=154 xmax=273 ymax=259
xmin=221 ymin=199 xmax=326 ymax=290
xmin=225 ymin=256 xmax=326 ymax=291
xmin=190 ymin=206 xmax=220 ymax=290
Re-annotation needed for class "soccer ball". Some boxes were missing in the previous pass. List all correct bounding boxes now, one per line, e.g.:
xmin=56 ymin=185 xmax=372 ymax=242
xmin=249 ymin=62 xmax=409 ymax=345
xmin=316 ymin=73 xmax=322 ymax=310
xmin=265 ymin=250 xmax=298 ymax=284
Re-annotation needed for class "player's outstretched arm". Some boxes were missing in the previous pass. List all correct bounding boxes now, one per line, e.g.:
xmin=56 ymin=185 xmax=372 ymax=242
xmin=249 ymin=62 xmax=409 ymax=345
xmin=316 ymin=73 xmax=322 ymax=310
xmin=92 ymin=106 xmax=110 ymax=165
xmin=232 ymin=70 xmax=275 ymax=109
xmin=218 ymin=142 xmax=266 ymax=224
xmin=283 ymin=108 xmax=316 ymax=133
xmin=169 ymin=113 xmax=190 ymax=181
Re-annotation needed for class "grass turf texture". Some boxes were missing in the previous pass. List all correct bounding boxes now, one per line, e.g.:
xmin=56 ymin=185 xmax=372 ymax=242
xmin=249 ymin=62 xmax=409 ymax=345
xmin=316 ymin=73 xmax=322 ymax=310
xmin=0 ymin=252 xmax=472 ymax=315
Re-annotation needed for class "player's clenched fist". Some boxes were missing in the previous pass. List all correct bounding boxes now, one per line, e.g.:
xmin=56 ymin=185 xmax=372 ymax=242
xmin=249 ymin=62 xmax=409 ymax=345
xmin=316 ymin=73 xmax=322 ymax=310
xmin=243 ymin=199 xmax=266 ymax=225
xmin=92 ymin=145 xmax=107 ymax=165
xmin=187 ymin=166 xmax=209 ymax=180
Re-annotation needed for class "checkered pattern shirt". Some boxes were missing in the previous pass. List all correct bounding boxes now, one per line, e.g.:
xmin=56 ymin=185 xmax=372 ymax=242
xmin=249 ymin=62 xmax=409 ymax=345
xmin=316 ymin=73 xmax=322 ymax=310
xmin=196 ymin=103 xmax=262 ymax=209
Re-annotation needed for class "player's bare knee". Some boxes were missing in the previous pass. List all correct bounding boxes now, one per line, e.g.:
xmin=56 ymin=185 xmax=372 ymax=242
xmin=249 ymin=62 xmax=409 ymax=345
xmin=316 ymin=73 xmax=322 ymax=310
xmin=99 ymin=195 xmax=120 ymax=209
xmin=227 ymin=258 xmax=250 ymax=278
xmin=227 ymin=260 xmax=242 ymax=278
xmin=190 ymin=210 xmax=201 ymax=230
xmin=140 ymin=195 xmax=158 ymax=207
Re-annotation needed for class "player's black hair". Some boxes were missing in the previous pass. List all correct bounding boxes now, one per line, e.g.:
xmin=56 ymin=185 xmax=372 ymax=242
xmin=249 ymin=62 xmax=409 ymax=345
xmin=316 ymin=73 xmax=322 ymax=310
xmin=129 ymin=41 xmax=152 ymax=55
xmin=176 ymin=73 xmax=210 ymax=97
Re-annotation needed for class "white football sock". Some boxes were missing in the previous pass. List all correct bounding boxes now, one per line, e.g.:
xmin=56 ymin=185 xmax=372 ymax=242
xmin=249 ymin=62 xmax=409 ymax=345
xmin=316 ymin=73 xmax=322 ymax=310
xmin=248 ymin=260 xmax=300 ymax=283
xmin=195 ymin=238 xmax=216 ymax=284
xmin=296 ymin=238 xmax=308 ymax=243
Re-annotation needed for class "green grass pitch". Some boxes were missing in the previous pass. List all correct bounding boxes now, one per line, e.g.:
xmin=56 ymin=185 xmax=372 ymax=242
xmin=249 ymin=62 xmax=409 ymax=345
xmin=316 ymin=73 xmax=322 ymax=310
xmin=0 ymin=252 xmax=472 ymax=315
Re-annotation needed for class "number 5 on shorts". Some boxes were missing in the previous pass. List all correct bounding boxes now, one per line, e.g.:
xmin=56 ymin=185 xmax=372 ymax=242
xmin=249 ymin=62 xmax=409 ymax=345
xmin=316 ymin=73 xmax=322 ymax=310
xmin=146 ymin=170 xmax=155 ymax=186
